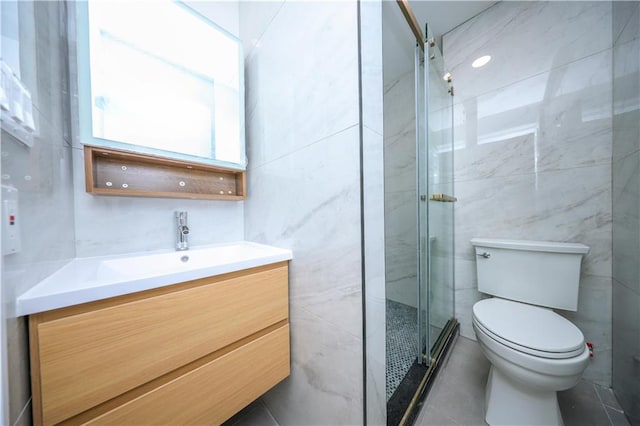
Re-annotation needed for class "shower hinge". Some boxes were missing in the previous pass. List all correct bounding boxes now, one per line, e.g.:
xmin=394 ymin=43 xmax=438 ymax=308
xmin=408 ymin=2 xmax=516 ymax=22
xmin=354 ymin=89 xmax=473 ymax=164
xmin=428 ymin=37 xmax=436 ymax=47
xmin=448 ymin=86 xmax=455 ymax=96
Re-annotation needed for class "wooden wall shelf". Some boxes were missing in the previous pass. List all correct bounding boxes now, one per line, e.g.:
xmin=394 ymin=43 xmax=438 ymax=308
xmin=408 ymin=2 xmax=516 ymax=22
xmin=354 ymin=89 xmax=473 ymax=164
xmin=84 ymin=146 xmax=246 ymax=200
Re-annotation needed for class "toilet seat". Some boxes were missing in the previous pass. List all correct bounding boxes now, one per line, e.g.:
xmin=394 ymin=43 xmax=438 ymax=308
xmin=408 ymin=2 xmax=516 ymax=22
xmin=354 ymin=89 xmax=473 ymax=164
xmin=473 ymin=298 xmax=585 ymax=359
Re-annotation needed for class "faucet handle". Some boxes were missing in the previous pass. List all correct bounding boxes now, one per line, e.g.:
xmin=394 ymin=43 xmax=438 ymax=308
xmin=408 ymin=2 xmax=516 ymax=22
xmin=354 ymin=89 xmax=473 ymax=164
xmin=176 ymin=210 xmax=188 ymax=225
xmin=175 ymin=211 xmax=189 ymax=251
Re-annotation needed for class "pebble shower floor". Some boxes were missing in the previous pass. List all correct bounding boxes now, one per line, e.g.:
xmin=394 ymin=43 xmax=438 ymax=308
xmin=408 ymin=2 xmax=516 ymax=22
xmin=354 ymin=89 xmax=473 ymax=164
xmin=386 ymin=300 xmax=419 ymax=401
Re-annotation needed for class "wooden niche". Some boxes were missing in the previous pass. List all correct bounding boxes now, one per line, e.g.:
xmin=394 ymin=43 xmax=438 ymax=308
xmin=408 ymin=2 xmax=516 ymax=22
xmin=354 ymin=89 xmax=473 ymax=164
xmin=84 ymin=145 xmax=246 ymax=200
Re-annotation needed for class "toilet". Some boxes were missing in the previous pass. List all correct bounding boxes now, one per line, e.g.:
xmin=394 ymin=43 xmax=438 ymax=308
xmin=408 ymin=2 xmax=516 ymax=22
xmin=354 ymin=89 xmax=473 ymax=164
xmin=470 ymin=238 xmax=591 ymax=426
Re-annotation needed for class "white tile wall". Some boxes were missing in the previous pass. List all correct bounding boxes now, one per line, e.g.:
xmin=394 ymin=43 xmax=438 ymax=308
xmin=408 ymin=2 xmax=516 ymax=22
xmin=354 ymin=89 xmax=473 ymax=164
xmin=384 ymin=71 xmax=418 ymax=308
xmin=444 ymin=0 xmax=613 ymax=386
xmin=241 ymin=1 xmax=365 ymax=424
xmin=238 ymin=0 xmax=285 ymax=59
xmin=243 ymin=1 xmax=359 ymax=172
xmin=361 ymin=2 xmax=386 ymax=423
xmin=444 ymin=1 xmax=612 ymax=106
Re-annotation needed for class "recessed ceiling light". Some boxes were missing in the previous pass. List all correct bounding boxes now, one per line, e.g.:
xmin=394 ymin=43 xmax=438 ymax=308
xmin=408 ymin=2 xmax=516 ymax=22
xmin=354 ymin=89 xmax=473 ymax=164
xmin=472 ymin=55 xmax=491 ymax=68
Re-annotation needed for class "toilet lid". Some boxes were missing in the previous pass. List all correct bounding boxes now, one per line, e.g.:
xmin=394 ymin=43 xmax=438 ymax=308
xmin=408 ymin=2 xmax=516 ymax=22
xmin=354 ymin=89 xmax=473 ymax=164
xmin=473 ymin=298 xmax=585 ymax=358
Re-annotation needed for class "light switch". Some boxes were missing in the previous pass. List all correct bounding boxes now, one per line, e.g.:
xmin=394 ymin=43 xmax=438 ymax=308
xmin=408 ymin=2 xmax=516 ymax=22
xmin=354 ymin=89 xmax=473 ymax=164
xmin=2 ymin=185 xmax=21 ymax=255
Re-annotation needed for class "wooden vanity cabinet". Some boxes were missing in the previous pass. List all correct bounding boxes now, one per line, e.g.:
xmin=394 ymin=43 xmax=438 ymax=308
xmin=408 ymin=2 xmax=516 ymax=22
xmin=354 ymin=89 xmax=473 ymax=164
xmin=28 ymin=262 xmax=290 ymax=426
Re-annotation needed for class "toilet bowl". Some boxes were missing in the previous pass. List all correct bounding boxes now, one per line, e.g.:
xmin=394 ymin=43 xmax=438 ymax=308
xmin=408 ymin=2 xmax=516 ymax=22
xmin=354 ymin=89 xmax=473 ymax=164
xmin=470 ymin=238 xmax=591 ymax=426
xmin=473 ymin=298 xmax=590 ymax=425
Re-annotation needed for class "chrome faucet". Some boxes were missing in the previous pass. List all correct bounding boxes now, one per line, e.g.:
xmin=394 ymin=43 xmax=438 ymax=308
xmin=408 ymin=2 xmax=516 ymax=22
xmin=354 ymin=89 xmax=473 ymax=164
xmin=175 ymin=211 xmax=189 ymax=251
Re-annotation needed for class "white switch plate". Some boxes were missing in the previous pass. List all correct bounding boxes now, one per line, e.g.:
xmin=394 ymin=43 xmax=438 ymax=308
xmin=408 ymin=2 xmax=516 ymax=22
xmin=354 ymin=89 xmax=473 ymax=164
xmin=2 ymin=185 xmax=21 ymax=255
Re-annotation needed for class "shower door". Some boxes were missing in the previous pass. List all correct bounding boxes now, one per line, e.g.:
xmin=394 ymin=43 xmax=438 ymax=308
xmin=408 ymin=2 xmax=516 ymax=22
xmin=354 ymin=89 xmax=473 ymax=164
xmin=426 ymin=24 xmax=455 ymax=360
xmin=417 ymin=25 xmax=455 ymax=364
xmin=382 ymin=5 xmax=455 ymax=420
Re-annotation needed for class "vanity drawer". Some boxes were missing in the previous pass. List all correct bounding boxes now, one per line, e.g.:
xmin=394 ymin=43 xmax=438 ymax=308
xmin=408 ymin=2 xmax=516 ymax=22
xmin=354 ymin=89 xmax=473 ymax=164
xmin=30 ymin=262 xmax=288 ymax=425
xmin=82 ymin=324 xmax=290 ymax=425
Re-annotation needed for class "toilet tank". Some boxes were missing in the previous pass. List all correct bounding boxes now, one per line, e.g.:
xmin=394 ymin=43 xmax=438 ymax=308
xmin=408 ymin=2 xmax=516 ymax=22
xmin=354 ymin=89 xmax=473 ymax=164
xmin=471 ymin=238 xmax=590 ymax=311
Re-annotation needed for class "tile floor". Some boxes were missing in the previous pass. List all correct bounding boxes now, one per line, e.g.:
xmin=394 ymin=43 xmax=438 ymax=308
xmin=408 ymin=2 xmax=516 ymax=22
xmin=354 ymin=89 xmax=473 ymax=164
xmin=223 ymin=336 xmax=631 ymax=426
xmin=222 ymin=400 xmax=278 ymax=426
xmin=416 ymin=336 xmax=631 ymax=426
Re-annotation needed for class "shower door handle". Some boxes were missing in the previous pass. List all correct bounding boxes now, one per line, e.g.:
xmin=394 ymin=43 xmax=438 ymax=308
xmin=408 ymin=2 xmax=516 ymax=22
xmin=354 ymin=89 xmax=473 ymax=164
xmin=429 ymin=193 xmax=457 ymax=202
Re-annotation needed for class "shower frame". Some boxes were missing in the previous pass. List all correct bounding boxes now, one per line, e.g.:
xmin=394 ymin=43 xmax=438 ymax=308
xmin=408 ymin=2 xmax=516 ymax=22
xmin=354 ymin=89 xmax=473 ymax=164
xmin=391 ymin=1 xmax=459 ymax=423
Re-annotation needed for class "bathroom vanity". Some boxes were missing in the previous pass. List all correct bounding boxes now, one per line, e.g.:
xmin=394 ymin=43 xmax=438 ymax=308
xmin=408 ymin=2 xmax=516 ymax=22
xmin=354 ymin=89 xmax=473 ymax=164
xmin=19 ymin=242 xmax=292 ymax=425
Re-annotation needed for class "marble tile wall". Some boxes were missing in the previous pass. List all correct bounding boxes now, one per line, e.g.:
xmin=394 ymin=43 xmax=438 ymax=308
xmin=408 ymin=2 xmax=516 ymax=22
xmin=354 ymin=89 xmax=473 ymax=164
xmin=1 ymin=2 xmax=75 ymax=424
xmin=443 ymin=1 xmax=613 ymax=386
xmin=612 ymin=1 xmax=640 ymax=422
xmin=384 ymin=70 xmax=418 ymax=308
xmin=361 ymin=1 xmax=386 ymax=425
xmin=240 ymin=1 xmax=364 ymax=424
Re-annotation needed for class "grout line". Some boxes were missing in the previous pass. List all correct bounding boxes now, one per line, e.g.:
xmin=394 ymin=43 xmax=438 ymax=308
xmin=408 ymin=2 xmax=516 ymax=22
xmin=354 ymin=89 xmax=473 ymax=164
xmin=12 ymin=398 xmax=31 ymax=426
xmin=613 ymin=148 xmax=640 ymax=165
xmin=259 ymin=400 xmax=280 ymax=426
xmin=363 ymin=123 xmax=383 ymax=138
xmin=606 ymin=404 xmax=626 ymax=414
xmin=599 ymin=388 xmax=626 ymax=414
xmin=246 ymin=123 xmax=360 ymax=173
xmin=613 ymin=3 xmax=640 ymax=47
xmin=594 ymin=383 xmax=615 ymax=426
xmin=242 ymin=0 xmax=286 ymax=65
xmin=603 ymin=404 xmax=615 ymax=425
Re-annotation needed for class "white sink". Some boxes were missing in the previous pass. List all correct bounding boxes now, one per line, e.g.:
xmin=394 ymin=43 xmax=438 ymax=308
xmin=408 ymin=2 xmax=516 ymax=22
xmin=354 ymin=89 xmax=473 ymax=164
xmin=97 ymin=243 xmax=281 ymax=281
xmin=16 ymin=241 xmax=292 ymax=316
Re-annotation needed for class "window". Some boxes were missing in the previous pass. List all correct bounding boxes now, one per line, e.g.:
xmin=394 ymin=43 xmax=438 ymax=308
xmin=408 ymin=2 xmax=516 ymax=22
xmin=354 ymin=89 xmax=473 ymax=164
xmin=76 ymin=0 xmax=245 ymax=169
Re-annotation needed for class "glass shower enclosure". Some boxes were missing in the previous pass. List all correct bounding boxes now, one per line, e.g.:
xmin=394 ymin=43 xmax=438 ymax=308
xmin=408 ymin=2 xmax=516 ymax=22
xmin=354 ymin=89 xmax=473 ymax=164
xmin=383 ymin=5 xmax=456 ymax=421
xmin=612 ymin=2 xmax=640 ymax=423
xmin=422 ymin=26 xmax=456 ymax=364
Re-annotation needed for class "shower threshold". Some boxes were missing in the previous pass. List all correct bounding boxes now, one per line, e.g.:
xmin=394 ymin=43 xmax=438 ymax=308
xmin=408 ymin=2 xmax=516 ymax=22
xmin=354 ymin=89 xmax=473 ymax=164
xmin=387 ymin=319 xmax=459 ymax=426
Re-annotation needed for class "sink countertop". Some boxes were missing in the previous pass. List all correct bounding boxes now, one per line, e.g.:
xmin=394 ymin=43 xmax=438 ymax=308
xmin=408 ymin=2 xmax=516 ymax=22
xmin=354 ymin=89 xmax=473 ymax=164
xmin=16 ymin=241 xmax=292 ymax=316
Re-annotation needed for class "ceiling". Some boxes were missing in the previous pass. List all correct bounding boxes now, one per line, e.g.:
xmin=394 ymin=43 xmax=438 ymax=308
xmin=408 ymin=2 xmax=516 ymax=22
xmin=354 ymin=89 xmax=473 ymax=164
xmin=383 ymin=0 xmax=496 ymax=84
xmin=410 ymin=1 xmax=497 ymax=43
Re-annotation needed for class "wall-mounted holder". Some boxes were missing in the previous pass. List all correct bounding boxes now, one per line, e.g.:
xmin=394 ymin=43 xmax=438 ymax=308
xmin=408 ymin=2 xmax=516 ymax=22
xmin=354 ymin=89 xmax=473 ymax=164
xmin=84 ymin=145 xmax=246 ymax=200
xmin=1 ymin=60 xmax=36 ymax=147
